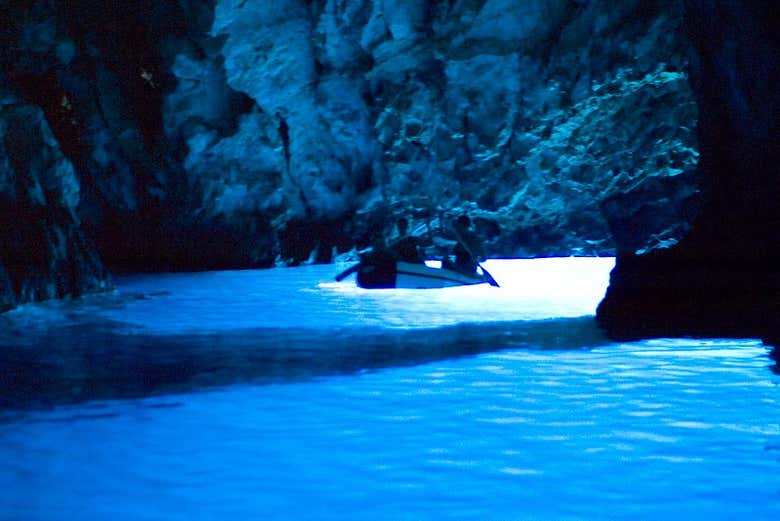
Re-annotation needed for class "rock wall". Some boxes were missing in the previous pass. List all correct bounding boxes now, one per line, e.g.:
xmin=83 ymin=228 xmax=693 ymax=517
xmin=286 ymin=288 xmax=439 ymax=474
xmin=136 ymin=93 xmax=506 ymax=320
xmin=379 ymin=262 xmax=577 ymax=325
xmin=597 ymin=0 xmax=780 ymax=342
xmin=1 ymin=0 xmax=699 ymax=308
xmin=0 ymin=88 xmax=111 ymax=311
xmin=209 ymin=0 xmax=699 ymax=259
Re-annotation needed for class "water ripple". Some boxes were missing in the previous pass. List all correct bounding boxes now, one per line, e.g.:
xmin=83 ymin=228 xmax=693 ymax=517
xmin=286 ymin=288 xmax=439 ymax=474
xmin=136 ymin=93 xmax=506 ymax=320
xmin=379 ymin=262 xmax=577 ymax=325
xmin=1 ymin=260 xmax=778 ymax=520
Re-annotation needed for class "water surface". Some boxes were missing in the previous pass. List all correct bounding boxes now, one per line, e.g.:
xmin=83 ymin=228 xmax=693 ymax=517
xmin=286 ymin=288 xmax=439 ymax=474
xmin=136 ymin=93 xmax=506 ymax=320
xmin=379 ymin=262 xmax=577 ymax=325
xmin=1 ymin=258 xmax=778 ymax=520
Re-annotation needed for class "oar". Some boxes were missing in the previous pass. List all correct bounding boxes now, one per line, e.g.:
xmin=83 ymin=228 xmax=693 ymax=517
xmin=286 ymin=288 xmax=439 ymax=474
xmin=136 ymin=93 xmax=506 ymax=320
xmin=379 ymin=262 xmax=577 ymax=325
xmin=478 ymin=263 xmax=500 ymax=287
xmin=334 ymin=262 xmax=361 ymax=282
xmin=450 ymin=222 xmax=500 ymax=288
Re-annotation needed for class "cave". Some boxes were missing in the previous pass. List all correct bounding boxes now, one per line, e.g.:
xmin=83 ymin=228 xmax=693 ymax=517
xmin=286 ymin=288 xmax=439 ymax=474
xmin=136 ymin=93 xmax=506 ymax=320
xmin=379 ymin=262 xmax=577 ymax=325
xmin=2 ymin=2 xmax=780 ymax=518
xmin=0 ymin=0 xmax=776 ymax=336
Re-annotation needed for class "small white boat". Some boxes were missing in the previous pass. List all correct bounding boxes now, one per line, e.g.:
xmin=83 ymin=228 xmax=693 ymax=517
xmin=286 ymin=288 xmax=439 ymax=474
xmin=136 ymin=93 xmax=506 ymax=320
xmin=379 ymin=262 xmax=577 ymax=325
xmin=337 ymin=259 xmax=489 ymax=289
xmin=362 ymin=261 xmax=488 ymax=289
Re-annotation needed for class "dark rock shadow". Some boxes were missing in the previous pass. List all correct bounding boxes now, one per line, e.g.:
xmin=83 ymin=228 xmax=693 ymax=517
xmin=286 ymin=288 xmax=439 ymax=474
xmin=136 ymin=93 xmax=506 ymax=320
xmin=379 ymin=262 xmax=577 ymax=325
xmin=0 ymin=316 xmax=609 ymax=410
xmin=769 ymin=346 xmax=780 ymax=376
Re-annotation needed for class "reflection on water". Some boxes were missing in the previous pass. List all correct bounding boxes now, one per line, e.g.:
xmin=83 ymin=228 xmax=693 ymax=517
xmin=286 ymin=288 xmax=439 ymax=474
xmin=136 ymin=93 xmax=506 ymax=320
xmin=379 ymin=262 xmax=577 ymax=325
xmin=1 ymin=339 xmax=778 ymax=521
xmin=0 ymin=258 xmax=616 ymax=335
xmin=1 ymin=259 xmax=778 ymax=520
xmin=0 ymin=258 xmax=614 ymax=409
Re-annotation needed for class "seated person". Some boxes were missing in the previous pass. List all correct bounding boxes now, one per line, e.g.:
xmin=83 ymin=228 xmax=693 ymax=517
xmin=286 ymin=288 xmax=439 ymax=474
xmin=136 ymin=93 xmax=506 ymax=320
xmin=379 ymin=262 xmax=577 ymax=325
xmin=445 ymin=215 xmax=485 ymax=276
xmin=388 ymin=217 xmax=426 ymax=263
xmin=360 ymin=229 xmax=392 ymax=263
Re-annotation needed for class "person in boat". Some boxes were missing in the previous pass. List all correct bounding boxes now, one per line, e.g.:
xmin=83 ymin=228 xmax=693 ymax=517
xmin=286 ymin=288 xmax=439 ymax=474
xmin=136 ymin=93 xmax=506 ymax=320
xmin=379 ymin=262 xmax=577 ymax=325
xmin=387 ymin=217 xmax=428 ymax=264
xmin=360 ymin=228 xmax=393 ymax=264
xmin=445 ymin=214 xmax=485 ymax=276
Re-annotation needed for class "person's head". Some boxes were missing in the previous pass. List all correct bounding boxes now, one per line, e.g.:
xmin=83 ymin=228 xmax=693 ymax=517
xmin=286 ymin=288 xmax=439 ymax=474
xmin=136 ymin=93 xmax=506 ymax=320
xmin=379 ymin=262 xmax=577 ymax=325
xmin=455 ymin=215 xmax=471 ymax=230
xmin=371 ymin=230 xmax=386 ymax=248
xmin=396 ymin=217 xmax=409 ymax=235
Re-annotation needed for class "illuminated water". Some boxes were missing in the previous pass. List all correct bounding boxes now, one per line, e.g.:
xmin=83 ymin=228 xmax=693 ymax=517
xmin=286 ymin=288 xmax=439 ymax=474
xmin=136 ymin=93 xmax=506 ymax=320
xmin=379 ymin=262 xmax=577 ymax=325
xmin=1 ymin=258 xmax=778 ymax=520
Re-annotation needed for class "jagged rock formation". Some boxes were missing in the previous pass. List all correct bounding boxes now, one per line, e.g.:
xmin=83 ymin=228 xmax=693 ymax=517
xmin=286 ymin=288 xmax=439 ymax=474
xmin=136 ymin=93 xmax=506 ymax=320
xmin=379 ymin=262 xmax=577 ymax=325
xmin=0 ymin=89 xmax=110 ymax=311
xmin=209 ymin=0 xmax=698 ymax=259
xmin=597 ymin=0 xmax=780 ymax=343
xmin=1 ymin=0 xmax=698 ymax=309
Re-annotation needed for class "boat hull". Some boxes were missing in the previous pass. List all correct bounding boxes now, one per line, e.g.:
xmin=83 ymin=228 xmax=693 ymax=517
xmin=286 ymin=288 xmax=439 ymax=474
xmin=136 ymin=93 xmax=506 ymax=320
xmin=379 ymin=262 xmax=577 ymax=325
xmin=356 ymin=261 xmax=487 ymax=289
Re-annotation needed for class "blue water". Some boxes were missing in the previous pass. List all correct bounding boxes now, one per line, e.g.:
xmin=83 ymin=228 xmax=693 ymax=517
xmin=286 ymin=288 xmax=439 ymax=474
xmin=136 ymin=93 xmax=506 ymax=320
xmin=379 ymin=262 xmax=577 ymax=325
xmin=1 ymin=258 xmax=778 ymax=520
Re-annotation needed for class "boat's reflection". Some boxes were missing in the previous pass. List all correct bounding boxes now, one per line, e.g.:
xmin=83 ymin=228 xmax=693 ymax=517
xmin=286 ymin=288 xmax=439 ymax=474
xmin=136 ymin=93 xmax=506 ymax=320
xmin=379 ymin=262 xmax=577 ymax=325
xmin=0 ymin=317 xmax=609 ymax=409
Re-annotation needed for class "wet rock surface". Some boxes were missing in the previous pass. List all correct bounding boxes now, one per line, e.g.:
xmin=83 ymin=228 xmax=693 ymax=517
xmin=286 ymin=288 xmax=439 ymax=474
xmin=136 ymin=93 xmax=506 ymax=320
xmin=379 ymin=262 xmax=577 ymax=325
xmin=2 ymin=0 xmax=699 ymax=308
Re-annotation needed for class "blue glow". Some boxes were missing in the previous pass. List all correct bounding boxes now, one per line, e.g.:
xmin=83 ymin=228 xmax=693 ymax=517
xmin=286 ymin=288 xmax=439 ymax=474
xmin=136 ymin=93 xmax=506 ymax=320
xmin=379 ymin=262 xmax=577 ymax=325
xmin=1 ymin=258 xmax=777 ymax=520
xmin=1 ymin=257 xmax=614 ymax=334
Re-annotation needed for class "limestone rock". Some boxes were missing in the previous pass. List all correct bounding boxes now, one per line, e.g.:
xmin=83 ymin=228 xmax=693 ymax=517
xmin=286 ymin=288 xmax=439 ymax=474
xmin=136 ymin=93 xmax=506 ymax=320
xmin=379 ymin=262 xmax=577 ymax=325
xmin=210 ymin=0 xmax=698 ymax=257
xmin=0 ymin=0 xmax=702 ymax=308
xmin=0 ymin=93 xmax=111 ymax=310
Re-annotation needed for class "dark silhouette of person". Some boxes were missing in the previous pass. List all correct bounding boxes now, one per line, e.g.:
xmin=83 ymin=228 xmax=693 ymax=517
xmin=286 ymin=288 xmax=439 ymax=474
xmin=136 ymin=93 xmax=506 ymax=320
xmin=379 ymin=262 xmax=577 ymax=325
xmin=356 ymin=228 xmax=396 ymax=288
xmin=448 ymin=215 xmax=485 ymax=276
xmin=388 ymin=217 xmax=426 ymax=264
